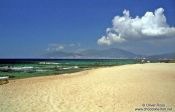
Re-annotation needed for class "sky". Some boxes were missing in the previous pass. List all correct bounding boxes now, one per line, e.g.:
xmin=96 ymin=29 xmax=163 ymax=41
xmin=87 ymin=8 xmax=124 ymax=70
xmin=0 ymin=0 xmax=175 ymax=58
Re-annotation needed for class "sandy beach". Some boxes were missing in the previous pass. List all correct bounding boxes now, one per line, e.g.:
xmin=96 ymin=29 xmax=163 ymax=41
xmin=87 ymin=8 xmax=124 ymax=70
xmin=0 ymin=63 xmax=175 ymax=112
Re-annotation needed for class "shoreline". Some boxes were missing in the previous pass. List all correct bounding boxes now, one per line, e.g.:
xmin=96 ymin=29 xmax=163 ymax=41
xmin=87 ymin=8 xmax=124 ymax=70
xmin=6 ymin=62 xmax=172 ymax=81
xmin=0 ymin=63 xmax=175 ymax=112
xmin=4 ymin=63 xmax=136 ymax=81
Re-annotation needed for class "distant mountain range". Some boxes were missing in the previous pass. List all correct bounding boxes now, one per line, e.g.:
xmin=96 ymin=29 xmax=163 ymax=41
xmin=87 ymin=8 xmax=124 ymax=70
xmin=147 ymin=52 xmax=175 ymax=59
xmin=43 ymin=48 xmax=175 ymax=59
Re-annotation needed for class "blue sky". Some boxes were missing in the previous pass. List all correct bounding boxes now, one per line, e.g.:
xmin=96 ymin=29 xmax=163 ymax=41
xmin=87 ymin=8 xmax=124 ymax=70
xmin=0 ymin=0 xmax=175 ymax=58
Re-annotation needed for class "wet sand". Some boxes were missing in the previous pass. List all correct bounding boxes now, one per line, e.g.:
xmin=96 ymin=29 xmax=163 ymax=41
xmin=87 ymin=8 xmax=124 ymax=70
xmin=0 ymin=63 xmax=175 ymax=112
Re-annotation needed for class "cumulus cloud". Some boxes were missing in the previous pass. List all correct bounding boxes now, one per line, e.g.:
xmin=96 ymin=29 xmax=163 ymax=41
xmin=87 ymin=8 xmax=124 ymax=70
xmin=97 ymin=8 xmax=175 ymax=45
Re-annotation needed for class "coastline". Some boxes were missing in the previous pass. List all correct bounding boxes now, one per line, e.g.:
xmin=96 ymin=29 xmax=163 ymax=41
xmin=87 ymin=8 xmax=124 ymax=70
xmin=0 ymin=63 xmax=175 ymax=112
xmin=0 ymin=59 xmax=141 ymax=79
xmin=15 ymin=64 xmax=144 ymax=81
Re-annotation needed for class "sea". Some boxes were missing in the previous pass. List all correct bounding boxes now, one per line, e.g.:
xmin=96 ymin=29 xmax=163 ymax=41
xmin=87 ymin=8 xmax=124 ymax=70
xmin=0 ymin=59 xmax=144 ymax=79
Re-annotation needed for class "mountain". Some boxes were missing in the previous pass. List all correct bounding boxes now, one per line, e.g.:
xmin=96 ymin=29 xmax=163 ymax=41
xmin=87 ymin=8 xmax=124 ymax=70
xmin=147 ymin=52 xmax=175 ymax=59
xmin=80 ymin=48 xmax=137 ymax=58
xmin=43 ymin=51 xmax=82 ymax=58
xmin=43 ymin=48 xmax=175 ymax=59
xmin=43 ymin=48 xmax=138 ymax=59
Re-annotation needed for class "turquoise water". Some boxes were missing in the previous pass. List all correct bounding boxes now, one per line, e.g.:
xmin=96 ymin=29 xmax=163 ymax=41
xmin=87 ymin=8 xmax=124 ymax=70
xmin=0 ymin=59 xmax=141 ymax=78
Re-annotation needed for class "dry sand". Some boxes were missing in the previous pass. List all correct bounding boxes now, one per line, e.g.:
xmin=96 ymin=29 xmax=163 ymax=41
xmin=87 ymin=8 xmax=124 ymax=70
xmin=0 ymin=63 xmax=175 ymax=112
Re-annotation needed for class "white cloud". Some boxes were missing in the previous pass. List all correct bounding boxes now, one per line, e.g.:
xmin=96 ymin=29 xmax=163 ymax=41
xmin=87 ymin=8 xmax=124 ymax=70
xmin=57 ymin=45 xmax=64 ymax=50
xmin=46 ymin=44 xmax=64 ymax=52
xmin=97 ymin=8 xmax=175 ymax=45
xmin=46 ymin=43 xmax=81 ymax=52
